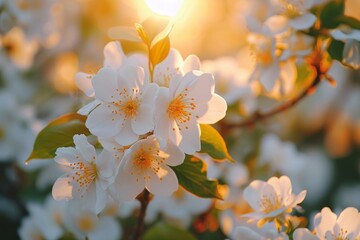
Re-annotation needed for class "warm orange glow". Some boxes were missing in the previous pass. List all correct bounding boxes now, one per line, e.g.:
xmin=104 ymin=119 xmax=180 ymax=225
xmin=145 ymin=0 xmax=183 ymax=17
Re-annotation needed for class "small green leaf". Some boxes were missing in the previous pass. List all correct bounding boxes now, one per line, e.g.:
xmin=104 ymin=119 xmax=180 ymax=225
xmin=171 ymin=155 xmax=223 ymax=200
xmin=320 ymin=0 xmax=345 ymax=29
xmin=337 ymin=16 xmax=360 ymax=29
xmin=199 ymin=124 xmax=235 ymax=162
xmin=328 ymin=39 xmax=345 ymax=62
xmin=143 ymin=222 xmax=196 ymax=240
xmin=150 ymin=36 xmax=170 ymax=66
xmin=26 ymin=113 xmax=90 ymax=163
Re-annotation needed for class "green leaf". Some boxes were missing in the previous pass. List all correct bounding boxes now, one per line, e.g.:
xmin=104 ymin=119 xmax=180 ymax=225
xmin=171 ymin=155 xmax=223 ymax=199
xmin=199 ymin=124 xmax=235 ymax=162
xmin=320 ymin=0 xmax=345 ymax=29
xmin=337 ymin=16 xmax=360 ymax=29
xmin=328 ymin=39 xmax=345 ymax=62
xmin=26 ymin=113 xmax=90 ymax=163
xmin=143 ymin=223 xmax=196 ymax=240
xmin=150 ymin=36 xmax=170 ymax=66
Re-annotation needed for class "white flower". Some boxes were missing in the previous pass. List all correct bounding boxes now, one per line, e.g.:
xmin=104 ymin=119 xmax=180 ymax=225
xmin=18 ymin=202 xmax=63 ymax=240
xmin=242 ymin=175 xmax=306 ymax=227
xmin=64 ymin=201 xmax=122 ymax=240
xmin=85 ymin=66 xmax=158 ymax=146
xmin=265 ymin=0 xmax=317 ymax=34
xmin=154 ymin=71 xmax=227 ymax=154
xmin=233 ymin=224 xmax=289 ymax=240
xmin=153 ymin=48 xmax=200 ymax=87
xmin=331 ymin=28 xmax=360 ymax=70
xmin=52 ymin=134 xmax=116 ymax=214
xmin=145 ymin=187 xmax=212 ymax=228
xmin=110 ymin=135 xmax=184 ymax=202
xmin=245 ymin=33 xmax=297 ymax=96
xmin=293 ymin=207 xmax=360 ymax=240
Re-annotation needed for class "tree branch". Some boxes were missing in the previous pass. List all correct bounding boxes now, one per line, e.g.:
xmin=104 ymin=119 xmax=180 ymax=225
xmin=133 ymin=189 xmax=151 ymax=240
xmin=228 ymin=56 xmax=324 ymax=129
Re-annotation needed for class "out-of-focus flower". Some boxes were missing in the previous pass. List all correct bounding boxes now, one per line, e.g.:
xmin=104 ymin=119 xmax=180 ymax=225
xmin=0 ymin=26 xmax=38 ymax=69
xmin=52 ymin=134 xmax=117 ymax=214
xmin=242 ymin=175 xmax=306 ymax=227
xmin=145 ymin=187 xmax=212 ymax=228
xmin=332 ymin=27 xmax=360 ymax=70
xmin=265 ymin=0 xmax=317 ymax=34
xmin=243 ymin=32 xmax=297 ymax=97
xmin=110 ymin=135 xmax=184 ymax=202
xmin=64 ymin=201 xmax=122 ymax=240
xmin=154 ymin=71 xmax=227 ymax=154
xmin=18 ymin=201 xmax=63 ymax=240
xmin=294 ymin=207 xmax=360 ymax=240
xmin=233 ymin=224 xmax=289 ymax=240
xmin=85 ymin=66 xmax=158 ymax=146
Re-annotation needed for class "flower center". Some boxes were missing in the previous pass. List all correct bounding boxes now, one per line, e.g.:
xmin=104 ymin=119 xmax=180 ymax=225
xmin=167 ymin=88 xmax=196 ymax=130
xmin=68 ymin=161 xmax=98 ymax=196
xmin=111 ymin=88 xmax=141 ymax=123
xmin=130 ymin=146 xmax=166 ymax=181
xmin=331 ymin=228 xmax=350 ymax=240
xmin=280 ymin=0 xmax=304 ymax=18
xmin=77 ymin=215 xmax=96 ymax=232
xmin=259 ymin=194 xmax=282 ymax=214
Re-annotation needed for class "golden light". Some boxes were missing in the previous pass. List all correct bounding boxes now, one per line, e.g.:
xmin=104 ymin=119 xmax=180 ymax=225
xmin=144 ymin=0 xmax=183 ymax=17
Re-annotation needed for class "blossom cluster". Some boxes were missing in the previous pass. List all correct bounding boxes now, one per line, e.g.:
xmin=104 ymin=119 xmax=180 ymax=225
xmin=52 ymin=41 xmax=227 ymax=213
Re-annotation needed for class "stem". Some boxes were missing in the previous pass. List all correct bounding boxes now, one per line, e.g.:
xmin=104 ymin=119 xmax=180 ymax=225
xmin=229 ymin=53 xmax=324 ymax=128
xmin=133 ymin=189 xmax=151 ymax=240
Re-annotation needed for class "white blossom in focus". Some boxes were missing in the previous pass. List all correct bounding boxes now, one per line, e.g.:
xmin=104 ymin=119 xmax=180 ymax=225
xmin=154 ymin=71 xmax=227 ymax=154
xmin=85 ymin=66 xmax=158 ymax=146
xmin=294 ymin=207 xmax=360 ymax=240
xmin=242 ymin=175 xmax=306 ymax=227
xmin=52 ymin=134 xmax=116 ymax=214
xmin=110 ymin=135 xmax=184 ymax=202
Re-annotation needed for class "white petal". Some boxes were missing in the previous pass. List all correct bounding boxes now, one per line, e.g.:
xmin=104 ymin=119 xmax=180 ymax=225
xmin=293 ymin=228 xmax=319 ymax=240
xmin=314 ymin=207 xmax=337 ymax=237
xmin=52 ymin=175 xmax=73 ymax=200
xmin=103 ymin=41 xmax=126 ymax=69
xmin=77 ymin=99 xmax=101 ymax=116
xmin=54 ymin=147 xmax=81 ymax=166
xmin=146 ymin=165 xmax=178 ymax=196
xmin=88 ymin=217 xmax=121 ymax=240
xmin=114 ymin=120 xmax=139 ymax=146
xmin=111 ymin=165 xmax=145 ymax=202
xmin=163 ymin=141 xmax=185 ymax=166
xmin=183 ymin=54 xmax=201 ymax=73
xmin=132 ymin=105 xmax=155 ymax=135
xmin=73 ymin=134 xmax=96 ymax=163
xmin=243 ymin=180 xmax=266 ymax=211
xmin=196 ymin=94 xmax=227 ymax=124
xmin=95 ymin=181 xmax=108 ymax=214
xmin=92 ymin=68 xmax=118 ymax=102
xmin=290 ymin=13 xmax=316 ymax=30
xmin=86 ymin=104 xmax=122 ymax=138
xmin=75 ymin=72 xmax=94 ymax=97
xmin=337 ymin=207 xmax=360 ymax=236
xmin=260 ymin=62 xmax=280 ymax=91
xmin=188 ymin=72 xmax=214 ymax=102
xmin=264 ymin=15 xmax=290 ymax=35
xmin=117 ymin=65 xmax=145 ymax=90
xmin=178 ymin=119 xmax=201 ymax=154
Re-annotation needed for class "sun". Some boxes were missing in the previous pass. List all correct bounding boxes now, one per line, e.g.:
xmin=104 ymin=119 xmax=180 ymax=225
xmin=144 ymin=0 xmax=183 ymax=17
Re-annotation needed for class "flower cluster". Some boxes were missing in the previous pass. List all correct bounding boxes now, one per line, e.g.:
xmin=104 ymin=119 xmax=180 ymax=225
xmin=52 ymin=41 xmax=227 ymax=213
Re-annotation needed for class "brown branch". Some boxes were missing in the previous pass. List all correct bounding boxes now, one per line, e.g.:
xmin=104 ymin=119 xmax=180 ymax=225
xmin=133 ymin=189 xmax=151 ymax=240
xmin=228 ymin=57 xmax=324 ymax=129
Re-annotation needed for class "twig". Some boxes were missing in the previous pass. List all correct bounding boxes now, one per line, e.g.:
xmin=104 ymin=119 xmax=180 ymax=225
xmin=133 ymin=189 xmax=151 ymax=240
xmin=229 ymin=52 xmax=325 ymax=128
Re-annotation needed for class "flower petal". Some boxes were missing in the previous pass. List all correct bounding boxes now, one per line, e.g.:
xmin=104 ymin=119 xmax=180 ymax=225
xmin=264 ymin=15 xmax=290 ymax=35
xmin=146 ymin=165 xmax=178 ymax=196
xmin=92 ymin=67 xmax=118 ymax=102
xmin=290 ymin=13 xmax=316 ymax=30
xmin=52 ymin=174 xmax=73 ymax=200
xmin=73 ymin=134 xmax=96 ymax=163
xmin=54 ymin=147 xmax=82 ymax=166
xmin=75 ymin=72 xmax=94 ymax=97
xmin=114 ymin=120 xmax=139 ymax=146
xmin=196 ymin=94 xmax=227 ymax=124
xmin=104 ymin=41 xmax=126 ymax=69
xmin=163 ymin=140 xmax=185 ymax=166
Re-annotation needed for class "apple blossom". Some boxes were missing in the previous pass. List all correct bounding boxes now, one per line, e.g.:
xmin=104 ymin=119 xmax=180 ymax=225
xmin=242 ymin=175 xmax=306 ymax=227
xmin=154 ymin=71 xmax=227 ymax=154
xmin=110 ymin=135 xmax=184 ymax=202
xmin=52 ymin=134 xmax=117 ymax=214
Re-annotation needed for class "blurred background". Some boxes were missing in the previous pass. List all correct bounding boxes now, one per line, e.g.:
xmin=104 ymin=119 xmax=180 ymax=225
xmin=0 ymin=0 xmax=359 ymax=239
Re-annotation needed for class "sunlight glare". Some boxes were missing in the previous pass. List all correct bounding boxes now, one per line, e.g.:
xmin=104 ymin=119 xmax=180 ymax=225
xmin=145 ymin=0 xmax=183 ymax=17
